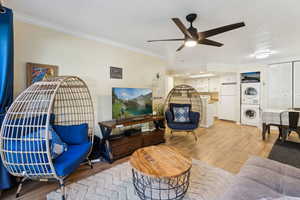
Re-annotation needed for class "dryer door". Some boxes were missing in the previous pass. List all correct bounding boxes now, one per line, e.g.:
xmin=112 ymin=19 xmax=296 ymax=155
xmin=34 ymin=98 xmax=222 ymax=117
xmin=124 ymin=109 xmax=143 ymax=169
xmin=244 ymin=87 xmax=258 ymax=97
xmin=242 ymin=86 xmax=259 ymax=104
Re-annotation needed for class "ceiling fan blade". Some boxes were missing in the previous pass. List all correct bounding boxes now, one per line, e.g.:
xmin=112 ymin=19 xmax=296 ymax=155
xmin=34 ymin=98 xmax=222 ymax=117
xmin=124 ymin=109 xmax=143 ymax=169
xmin=172 ymin=18 xmax=194 ymax=39
xmin=176 ymin=44 xmax=185 ymax=52
xmin=147 ymin=39 xmax=185 ymax=42
xmin=198 ymin=22 xmax=245 ymax=38
xmin=198 ymin=39 xmax=223 ymax=47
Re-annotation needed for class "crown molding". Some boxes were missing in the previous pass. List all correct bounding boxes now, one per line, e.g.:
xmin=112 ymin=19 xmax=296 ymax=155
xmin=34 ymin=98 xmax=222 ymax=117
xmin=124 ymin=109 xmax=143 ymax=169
xmin=14 ymin=12 xmax=165 ymax=60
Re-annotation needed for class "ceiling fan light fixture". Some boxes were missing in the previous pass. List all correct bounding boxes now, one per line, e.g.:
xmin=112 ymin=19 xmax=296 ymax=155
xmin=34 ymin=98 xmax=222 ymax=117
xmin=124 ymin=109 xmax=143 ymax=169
xmin=148 ymin=14 xmax=245 ymax=51
xmin=184 ymin=39 xmax=197 ymax=47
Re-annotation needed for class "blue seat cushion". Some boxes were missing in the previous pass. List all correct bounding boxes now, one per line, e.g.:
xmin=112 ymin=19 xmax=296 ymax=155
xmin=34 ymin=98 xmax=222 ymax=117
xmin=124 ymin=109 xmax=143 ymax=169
xmin=53 ymin=123 xmax=88 ymax=145
xmin=4 ymin=142 xmax=91 ymax=176
xmin=168 ymin=122 xmax=197 ymax=130
xmin=165 ymin=109 xmax=200 ymax=131
xmin=189 ymin=111 xmax=200 ymax=125
xmin=54 ymin=142 xmax=91 ymax=177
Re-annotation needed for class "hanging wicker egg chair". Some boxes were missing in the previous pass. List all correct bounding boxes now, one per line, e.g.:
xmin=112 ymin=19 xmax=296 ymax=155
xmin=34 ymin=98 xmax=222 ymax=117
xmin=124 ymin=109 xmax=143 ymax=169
xmin=164 ymin=84 xmax=203 ymax=140
xmin=0 ymin=76 xmax=94 ymax=199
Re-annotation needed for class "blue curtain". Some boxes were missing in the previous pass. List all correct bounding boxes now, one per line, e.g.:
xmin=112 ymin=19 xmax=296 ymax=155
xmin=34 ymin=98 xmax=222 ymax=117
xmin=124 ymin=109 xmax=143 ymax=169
xmin=0 ymin=6 xmax=14 ymax=190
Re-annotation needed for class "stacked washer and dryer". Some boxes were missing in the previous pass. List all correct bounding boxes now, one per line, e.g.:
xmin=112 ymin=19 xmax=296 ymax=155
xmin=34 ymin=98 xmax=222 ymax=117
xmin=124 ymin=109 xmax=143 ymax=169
xmin=240 ymin=72 xmax=261 ymax=126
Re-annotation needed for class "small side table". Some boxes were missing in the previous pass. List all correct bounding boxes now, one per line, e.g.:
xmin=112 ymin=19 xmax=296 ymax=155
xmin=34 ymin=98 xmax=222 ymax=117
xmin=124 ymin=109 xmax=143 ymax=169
xmin=130 ymin=145 xmax=192 ymax=200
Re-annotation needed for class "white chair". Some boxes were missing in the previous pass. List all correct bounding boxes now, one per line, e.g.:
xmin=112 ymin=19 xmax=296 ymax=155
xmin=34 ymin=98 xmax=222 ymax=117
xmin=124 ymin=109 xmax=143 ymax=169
xmin=0 ymin=76 xmax=95 ymax=199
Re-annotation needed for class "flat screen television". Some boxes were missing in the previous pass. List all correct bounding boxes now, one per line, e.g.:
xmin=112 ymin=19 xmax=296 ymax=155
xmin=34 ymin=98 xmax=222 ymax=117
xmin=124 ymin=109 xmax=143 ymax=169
xmin=112 ymin=87 xmax=153 ymax=120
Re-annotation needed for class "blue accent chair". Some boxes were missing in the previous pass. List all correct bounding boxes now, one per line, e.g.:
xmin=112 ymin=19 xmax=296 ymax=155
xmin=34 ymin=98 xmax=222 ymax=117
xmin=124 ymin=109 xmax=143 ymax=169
xmin=3 ymin=118 xmax=92 ymax=178
xmin=165 ymin=103 xmax=200 ymax=141
xmin=0 ymin=76 xmax=95 ymax=200
xmin=2 ymin=115 xmax=93 ymax=199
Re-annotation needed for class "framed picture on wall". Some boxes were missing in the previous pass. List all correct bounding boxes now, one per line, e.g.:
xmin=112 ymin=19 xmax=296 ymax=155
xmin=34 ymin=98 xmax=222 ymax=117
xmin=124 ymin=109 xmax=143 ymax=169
xmin=26 ymin=63 xmax=58 ymax=86
xmin=110 ymin=66 xmax=123 ymax=79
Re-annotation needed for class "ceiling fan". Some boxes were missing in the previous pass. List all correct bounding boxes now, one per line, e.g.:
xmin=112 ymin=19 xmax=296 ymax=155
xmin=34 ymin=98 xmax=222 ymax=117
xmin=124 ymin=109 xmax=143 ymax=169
xmin=148 ymin=13 xmax=245 ymax=52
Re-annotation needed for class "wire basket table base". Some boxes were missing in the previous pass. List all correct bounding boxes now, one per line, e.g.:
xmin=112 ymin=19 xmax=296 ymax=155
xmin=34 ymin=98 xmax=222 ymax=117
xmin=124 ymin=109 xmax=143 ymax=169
xmin=132 ymin=168 xmax=190 ymax=200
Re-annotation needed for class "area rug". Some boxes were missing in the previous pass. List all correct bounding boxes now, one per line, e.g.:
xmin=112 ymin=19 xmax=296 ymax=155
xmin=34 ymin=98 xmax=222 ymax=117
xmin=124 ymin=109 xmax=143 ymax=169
xmin=269 ymin=139 xmax=300 ymax=168
xmin=47 ymin=159 xmax=234 ymax=200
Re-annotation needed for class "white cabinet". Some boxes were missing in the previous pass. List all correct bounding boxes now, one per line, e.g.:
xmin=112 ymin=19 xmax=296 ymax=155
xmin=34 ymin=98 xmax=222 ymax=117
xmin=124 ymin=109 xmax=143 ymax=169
xmin=184 ymin=79 xmax=194 ymax=88
xmin=220 ymin=83 xmax=236 ymax=96
xmin=174 ymin=78 xmax=186 ymax=86
xmin=185 ymin=77 xmax=220 ymax=92
xmin=220 ymin=74 xmax=236 ymax=83
xmin=200 ymin=97 xmax=214 ymax=128
xmin=210 ymin=102 xmax=218 ymax=117
xmin=185 ymin=79 xmax=196 ymax=90
xmin=197 ymin=79 xmax=209 ymax=92
xmin=294 ymin=62 xmax=300 ymax=108
xmin=268 ymin=63 xmax=293 ymax=109
xmin=185 ymin=78 xmax=209 ymax=92
xmin=208 ymin=77 xmax=220 ymax=92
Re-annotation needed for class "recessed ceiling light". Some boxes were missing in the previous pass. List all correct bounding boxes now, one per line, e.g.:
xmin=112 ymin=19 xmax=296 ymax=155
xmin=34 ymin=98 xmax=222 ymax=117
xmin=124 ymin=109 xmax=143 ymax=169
xmin=189 ymin=73 xmax=215 ymax=78
xmin=252 ymin=49 xmax=274 ymax=59
xmin=173 ymin=74 xmax=184 ymax=77
xmin=184 ymin=39 xmax=197 ymax=47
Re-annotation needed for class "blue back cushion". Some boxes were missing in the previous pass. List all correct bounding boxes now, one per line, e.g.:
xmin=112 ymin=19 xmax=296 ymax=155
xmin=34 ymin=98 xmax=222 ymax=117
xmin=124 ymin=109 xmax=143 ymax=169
xmin=172 ymin=105 xmax=190 ymax=123
xmin=25 ymin=126 xmax=68 ymax=159
xmin=11 ymin=113 xmax=55 ymax=125
xmin=8 ymin=114 xmax=55 ymax=138
xmin=170 ymin=104 xmax=191 ymax=115
xmin=2 ymin=114 xmax=57 ymax=175
xmin=53 ymin=123 xmax=89 ymax=145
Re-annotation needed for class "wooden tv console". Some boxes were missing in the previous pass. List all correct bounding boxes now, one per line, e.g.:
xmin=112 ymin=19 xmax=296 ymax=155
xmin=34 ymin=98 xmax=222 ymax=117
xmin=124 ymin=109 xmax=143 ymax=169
xmin=98 ymin=115 xmax=165 ymax=163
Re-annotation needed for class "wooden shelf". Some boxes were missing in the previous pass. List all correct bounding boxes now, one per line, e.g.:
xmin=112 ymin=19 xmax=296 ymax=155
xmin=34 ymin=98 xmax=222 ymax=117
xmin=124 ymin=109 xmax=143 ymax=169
xmin=109 ymin=130 xmax=165 ymax=161
xmin=99 ymin=116 xmax=165 ymax=163
xmin=98 ymin=115 xmax=164 ymax=129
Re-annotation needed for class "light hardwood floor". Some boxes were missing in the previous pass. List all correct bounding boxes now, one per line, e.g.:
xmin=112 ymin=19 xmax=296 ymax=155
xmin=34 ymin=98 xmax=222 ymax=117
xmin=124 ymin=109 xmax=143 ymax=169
xmin=2 ymin=120 xmax=278 ymax=200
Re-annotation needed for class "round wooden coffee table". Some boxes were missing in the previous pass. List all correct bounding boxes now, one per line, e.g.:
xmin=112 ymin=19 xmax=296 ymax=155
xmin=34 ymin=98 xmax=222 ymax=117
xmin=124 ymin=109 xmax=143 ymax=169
xmin=130 ymin=145 xmax=192 ymax=200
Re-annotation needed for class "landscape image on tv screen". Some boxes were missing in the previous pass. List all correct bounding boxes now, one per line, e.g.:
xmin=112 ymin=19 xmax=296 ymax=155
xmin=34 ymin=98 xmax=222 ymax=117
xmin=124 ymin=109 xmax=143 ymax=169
xmin=112 ymin=88 xmax=153 ymax=119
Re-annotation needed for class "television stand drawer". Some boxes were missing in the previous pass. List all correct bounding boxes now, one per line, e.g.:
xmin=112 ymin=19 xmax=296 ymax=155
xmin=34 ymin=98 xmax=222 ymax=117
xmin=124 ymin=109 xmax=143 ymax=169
xmin=110 ymin=134 xmax=143 ymax=158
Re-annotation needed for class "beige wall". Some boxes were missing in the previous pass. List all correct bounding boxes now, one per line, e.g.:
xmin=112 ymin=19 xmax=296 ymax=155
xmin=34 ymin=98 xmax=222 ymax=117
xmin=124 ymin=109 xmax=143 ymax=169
xmin=14 ymin=20 xmax=167 ymax=136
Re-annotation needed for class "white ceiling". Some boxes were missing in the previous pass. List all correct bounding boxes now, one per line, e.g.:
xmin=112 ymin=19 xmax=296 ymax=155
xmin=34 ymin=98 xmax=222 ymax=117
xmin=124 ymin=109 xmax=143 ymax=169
xmin=6 ymin=0 xmax=300 ymax=72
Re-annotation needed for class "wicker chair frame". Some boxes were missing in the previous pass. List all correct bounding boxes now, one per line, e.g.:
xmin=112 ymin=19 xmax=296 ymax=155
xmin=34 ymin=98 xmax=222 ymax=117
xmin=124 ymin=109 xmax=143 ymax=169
xmin=164 ymin=84 xmax=203 ymax=140
xmin=0 ymin=76 xmax=94 ymax=199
